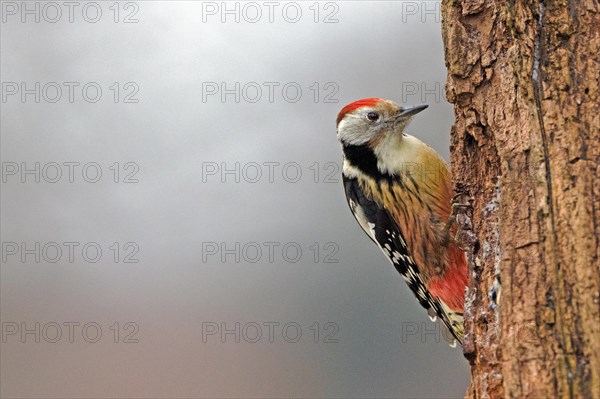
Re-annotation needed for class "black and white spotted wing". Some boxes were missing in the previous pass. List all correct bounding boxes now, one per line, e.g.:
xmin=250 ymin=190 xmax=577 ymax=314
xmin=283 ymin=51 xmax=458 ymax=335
xmin=343 ymin=175 xmax=462 ymax=346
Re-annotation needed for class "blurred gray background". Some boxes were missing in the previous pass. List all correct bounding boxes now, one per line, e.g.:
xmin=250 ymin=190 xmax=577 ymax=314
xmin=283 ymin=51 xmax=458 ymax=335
xmin=1 ymin=1 xmax=470 ymax=397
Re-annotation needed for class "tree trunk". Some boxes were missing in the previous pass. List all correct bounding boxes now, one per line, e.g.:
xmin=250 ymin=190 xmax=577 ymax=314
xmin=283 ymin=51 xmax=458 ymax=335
xmin=440 ymin=1 xmax=600 ymax=398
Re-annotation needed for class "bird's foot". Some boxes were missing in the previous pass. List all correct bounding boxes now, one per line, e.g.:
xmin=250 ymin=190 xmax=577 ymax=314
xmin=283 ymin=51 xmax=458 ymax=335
xmin=443 ymin=192 xmax=475 ymax=250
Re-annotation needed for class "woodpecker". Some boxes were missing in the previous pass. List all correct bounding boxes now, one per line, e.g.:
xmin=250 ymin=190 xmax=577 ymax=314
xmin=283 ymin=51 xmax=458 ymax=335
xmin=337 ymin=98 xmax=467 ymax=346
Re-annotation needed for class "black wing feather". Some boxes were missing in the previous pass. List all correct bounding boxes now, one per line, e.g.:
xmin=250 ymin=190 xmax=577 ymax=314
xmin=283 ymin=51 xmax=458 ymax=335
xmin=343 ymin=175 xmax=463 ymax=345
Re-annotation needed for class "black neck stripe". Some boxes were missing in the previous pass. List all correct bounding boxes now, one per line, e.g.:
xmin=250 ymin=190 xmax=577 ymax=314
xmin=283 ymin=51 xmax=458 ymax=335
xmin=343 ymin=143 xmax=392 ymax=180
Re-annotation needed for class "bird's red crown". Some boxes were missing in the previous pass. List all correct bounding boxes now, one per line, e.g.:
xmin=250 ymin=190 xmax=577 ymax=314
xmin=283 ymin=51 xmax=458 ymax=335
xmin=336 ymin=98 xmax=382 ymax=125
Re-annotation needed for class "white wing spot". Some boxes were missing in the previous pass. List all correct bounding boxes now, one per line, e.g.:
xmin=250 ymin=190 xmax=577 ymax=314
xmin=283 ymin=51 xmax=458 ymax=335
xmin=366 ymin=222 xmax=376 ymax=240
xmin=407 ymin=267 xmax=418 ymax=279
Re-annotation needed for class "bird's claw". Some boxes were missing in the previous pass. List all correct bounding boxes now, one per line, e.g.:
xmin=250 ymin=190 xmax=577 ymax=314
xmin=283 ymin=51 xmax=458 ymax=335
xmin=444 ymin=192 xmax=475 ymax=250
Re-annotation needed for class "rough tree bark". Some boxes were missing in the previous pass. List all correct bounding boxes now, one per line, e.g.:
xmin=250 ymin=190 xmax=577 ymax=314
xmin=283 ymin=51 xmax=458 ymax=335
xmin=440 ymin=1 xmax=599 ymax=398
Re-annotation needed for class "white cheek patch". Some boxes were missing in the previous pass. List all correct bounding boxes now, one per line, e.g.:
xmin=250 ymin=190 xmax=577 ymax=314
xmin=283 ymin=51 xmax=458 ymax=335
xmin=337 ymin=116 xmax=375 ymax=145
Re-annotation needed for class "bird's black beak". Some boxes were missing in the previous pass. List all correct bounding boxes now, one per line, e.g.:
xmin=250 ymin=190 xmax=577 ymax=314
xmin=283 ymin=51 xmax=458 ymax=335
xmin=397 ymin=104 xmax=428 ymax=118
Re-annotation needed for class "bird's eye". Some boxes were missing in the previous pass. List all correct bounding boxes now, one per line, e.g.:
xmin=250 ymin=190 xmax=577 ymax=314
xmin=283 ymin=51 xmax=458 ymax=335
xmin=366 ymin=112 xmax=379 ymax=121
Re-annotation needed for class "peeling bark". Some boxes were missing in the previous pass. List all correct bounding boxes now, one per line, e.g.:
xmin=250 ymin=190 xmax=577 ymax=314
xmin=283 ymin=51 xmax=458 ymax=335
xmin=441 ymin=1 xmax=600 ymax=398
